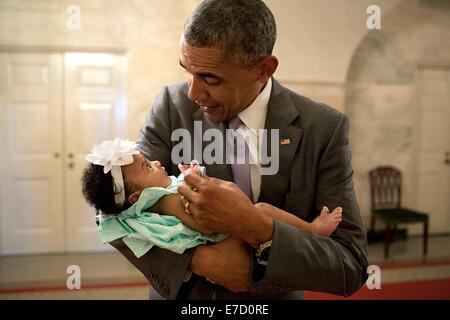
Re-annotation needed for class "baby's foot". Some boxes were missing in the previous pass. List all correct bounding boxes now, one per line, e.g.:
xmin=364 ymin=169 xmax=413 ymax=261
xmin=311 ymin=206 xmax=343 ymax=237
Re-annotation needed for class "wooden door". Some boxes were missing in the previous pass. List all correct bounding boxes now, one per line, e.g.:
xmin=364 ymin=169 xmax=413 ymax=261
xmin=0 ymin=53 xmax=64 ymax=254
xmin=415 ymin=66 xmax=450 ymax=234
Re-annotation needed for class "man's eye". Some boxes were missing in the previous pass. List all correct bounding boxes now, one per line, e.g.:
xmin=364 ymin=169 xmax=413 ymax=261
xmin=147 ymin=164 xmax=154 ymax=172
xmin=204 ymin=77 xmax=220 ymax=85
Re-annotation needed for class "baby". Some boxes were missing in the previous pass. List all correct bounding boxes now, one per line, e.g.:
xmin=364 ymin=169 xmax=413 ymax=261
xmin=82 ymin=138 xmax=343 ymax=257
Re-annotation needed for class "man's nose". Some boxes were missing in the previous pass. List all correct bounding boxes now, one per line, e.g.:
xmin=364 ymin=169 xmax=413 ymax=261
xmin=187 ymin=75 xmax=209 ymax=103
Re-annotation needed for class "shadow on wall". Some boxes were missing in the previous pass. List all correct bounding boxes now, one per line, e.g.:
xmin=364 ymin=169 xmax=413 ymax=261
xmin=344 ymin=0 xmax=450 ymax=227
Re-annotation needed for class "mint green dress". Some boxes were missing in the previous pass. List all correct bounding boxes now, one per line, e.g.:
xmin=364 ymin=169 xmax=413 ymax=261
xmin=98 ymin=172 xmax=227 ymax=258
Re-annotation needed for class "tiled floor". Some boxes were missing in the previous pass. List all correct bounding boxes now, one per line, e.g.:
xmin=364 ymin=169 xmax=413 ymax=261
xmin=366 ymin=235 xmax=450 ymax=287
xmin=0 ymin=286 xmax=151 ymax=300
xmin=0 ymin=250 xmax=145 ymax=289
xmin=1 ymin=234 xmax=449 ymax=299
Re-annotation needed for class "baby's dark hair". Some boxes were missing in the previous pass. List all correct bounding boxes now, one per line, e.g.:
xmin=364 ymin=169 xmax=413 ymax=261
xmin=81 ymin=164 xmax=136 ymax=215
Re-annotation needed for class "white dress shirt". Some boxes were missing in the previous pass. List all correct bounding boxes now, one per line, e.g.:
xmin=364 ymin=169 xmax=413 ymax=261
xmin=236 ymin=77 xmax=272 ymax=203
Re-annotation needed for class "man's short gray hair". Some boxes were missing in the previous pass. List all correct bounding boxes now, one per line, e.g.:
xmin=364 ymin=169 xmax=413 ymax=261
xmin=183 ymin=0 xmax=277 ymax=66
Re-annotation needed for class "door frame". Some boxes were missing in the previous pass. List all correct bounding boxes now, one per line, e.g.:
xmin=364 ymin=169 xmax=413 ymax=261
xmin=0 ymin=47 xmax=128 ymax=255
xmin=411 ymin=61 xmax=450 ymax=235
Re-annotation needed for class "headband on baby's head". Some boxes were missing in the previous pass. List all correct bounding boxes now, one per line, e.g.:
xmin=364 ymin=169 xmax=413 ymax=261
xmin=86 ymin=138 xmax=140 ymax=208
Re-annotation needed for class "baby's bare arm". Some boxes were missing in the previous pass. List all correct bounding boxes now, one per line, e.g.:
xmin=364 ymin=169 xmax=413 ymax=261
xmin=150 ymin=194 xmax=214 ymax=235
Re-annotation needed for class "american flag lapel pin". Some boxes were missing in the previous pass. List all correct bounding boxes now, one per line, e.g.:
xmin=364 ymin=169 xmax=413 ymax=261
xmin=281 ymin=138 xmax=291 ymax=145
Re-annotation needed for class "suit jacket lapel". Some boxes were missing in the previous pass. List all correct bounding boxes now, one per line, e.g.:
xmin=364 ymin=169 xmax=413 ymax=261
xmin=258 ymin=79 xmax=303 ymax=207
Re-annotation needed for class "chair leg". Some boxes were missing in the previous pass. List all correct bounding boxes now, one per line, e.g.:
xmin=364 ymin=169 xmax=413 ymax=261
xmin=423 ymin=220 xmax=428 ymax=256
xmin=384 ymin=223 xmax=391 ymax=259
xmin=370 ymin=215 xmax=376 ymax=233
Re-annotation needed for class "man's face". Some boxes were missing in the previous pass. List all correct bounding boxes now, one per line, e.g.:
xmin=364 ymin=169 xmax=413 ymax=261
xmin=180 ymin=41 xmax=265 ymax=122
xmin=122 ymin=153 xmax=172 ymax=191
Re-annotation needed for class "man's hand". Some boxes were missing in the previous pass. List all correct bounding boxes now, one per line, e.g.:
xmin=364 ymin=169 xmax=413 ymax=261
xmin=191 ymin=236 xmax=252 ymax=293
xmin=177 ymin=172 xmax=274 ymax=248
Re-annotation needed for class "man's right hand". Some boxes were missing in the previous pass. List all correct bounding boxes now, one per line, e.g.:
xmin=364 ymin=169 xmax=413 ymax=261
xmin=190 ymin=236 xmax=252 ymax=293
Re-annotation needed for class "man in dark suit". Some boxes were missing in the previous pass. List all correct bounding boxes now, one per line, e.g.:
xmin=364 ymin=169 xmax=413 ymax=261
xmin=112 ymin=0 xmax=368 ymax=299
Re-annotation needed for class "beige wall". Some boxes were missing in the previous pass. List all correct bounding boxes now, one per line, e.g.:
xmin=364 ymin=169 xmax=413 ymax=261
xmin=268 ymin=0 xmax=401 ymax=83
xmin=270 ymin=0 xmax=401 ymax=112
xmin=0 ymin=0 xmax=198 ymax=139
xmin=346 ymin=0 xmax=450 ymax=227
xmin=0 ymin=0 xmax=401 ymax=137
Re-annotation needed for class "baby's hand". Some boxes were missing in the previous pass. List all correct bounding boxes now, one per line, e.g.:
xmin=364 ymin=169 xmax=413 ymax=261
xmin=178 ymin=163 xmax=191 ymax=173
xmin=178 ymin=160 xmax=201 ymax=175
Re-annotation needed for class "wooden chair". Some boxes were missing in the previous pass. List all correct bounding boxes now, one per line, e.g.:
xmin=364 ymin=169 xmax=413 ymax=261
xmin=369 ymin=166 xmax=429 ymax=259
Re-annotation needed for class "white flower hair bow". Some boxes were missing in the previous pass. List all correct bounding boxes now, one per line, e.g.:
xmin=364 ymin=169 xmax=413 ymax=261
xmin=86 ymin=138 xmax=140 ymax=208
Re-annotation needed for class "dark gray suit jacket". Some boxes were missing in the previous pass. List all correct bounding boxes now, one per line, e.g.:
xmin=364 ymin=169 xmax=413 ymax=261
xmin=111 ymin=78 xmax=368 ymax=299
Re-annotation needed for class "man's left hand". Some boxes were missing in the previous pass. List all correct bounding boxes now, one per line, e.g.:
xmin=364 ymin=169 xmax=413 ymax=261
xmin=177 ymin=172 xmax=273 ymax=248
xmin=191 ymin=236 xmax=252 ymax=293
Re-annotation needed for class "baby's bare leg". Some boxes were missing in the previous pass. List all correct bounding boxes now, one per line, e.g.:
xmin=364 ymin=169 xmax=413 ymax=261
xmin=255 ymin=203 xmax=342 ymax=237
xmin=255 ymin=203 xmax=314 ymax=233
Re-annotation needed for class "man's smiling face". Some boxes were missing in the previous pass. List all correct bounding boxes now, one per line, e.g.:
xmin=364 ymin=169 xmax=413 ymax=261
xmin=180 ymin=41 xmax=265 ymax=123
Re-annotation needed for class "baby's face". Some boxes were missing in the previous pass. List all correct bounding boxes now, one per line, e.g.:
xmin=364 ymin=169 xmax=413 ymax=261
xmin=121 ymin=153 xmax=172 ymax=191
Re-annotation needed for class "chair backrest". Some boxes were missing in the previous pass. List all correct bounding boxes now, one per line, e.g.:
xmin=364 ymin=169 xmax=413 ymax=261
xmin=369 ymin=166 xmax=402 ymax=210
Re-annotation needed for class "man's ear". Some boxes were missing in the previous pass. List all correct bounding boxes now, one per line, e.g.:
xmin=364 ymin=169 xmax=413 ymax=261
xmin=128 ymin=190 xmax=141 ymax=205
xmin=257 ymin=56 xmax=279 ymax=82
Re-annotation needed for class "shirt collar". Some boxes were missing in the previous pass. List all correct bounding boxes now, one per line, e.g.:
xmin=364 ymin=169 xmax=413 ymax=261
xmin=238 ymin=77 xmax=272 ymax=130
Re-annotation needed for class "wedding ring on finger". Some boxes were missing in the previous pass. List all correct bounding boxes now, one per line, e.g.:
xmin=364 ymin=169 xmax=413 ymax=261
xmin=185 ymin=201 xmax=192 ymax=214
xmin=181 ymin=195 xmax=192 ymax=214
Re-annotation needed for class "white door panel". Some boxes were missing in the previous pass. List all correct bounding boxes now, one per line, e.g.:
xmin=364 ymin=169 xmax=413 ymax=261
xmin=0 ymin=53 xmax=64 ymax=254
xmin=64 ymin=53 xmax=126 ymax=252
